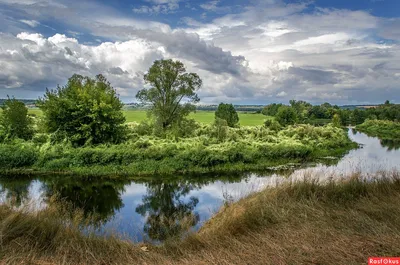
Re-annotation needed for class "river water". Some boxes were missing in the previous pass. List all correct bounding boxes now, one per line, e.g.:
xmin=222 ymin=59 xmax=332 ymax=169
xmin=1 ymin=130 xmax=399 ymax=243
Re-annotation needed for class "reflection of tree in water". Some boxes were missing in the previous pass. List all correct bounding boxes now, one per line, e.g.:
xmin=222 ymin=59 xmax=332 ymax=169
xmin=0 ymin=178 xmax=32 ymax=207
xmin=42 ymin=177 xmax=128 ymax=226
xmin=136 ymin=180 xmax=200 ymax=241
xmin=380 ymin=139 xmax=400 ymax=151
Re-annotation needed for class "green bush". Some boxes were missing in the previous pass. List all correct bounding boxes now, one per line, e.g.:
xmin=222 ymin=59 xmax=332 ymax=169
xmin=0 ymin=143 xmax=38 ymax=168
xmin=37 ymin=74 xmax=127 ymax=146
xmin=264 ymin=120 xmax=282 ymax=131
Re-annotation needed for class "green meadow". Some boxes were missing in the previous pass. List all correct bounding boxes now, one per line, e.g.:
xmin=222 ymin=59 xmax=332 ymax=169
xmin=24 ymin=108 xmax=269 ymax=126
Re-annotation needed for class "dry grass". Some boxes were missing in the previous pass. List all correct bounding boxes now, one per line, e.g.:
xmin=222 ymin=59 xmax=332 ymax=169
xmin=1 ymin=172 xmax=400 ymax=264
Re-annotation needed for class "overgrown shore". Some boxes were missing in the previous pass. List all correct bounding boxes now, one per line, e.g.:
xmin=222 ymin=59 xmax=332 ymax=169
xmin=356 ymin=119 xmax=400 ymax=141
xmin=1 ymin=171 xmax=400 ymax=264
xmin=0 ymin=124 xmax=356 ymax=177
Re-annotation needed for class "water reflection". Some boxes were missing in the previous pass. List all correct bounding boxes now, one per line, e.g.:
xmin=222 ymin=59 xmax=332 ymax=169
xmin=0 ymin=131 xmax=399 ymax=242
xmin=136 ymin=180 xmax=200 ymax=241
xmin=0 ymin=177 xmax=32 ymax=207
xmin=41 ymin=177 xmax=130 ymax=226
xmin=380 ymin=139 xmax=400 ymax=151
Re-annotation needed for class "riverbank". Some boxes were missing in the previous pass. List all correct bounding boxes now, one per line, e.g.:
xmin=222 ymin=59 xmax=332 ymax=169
xmin=0 ymin=124 xmax=357 ymax=177
xmin=1 ymin=171 xmax=400 ymax=264
xmin=356 ymin=120 xmax=400 ymax=141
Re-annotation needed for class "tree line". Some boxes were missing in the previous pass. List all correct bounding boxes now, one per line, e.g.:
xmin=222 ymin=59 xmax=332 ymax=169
xmin=0 ymin=59 xmax=398 ymax=146
xmin=262 ymin=100 xmax=400 ymax=127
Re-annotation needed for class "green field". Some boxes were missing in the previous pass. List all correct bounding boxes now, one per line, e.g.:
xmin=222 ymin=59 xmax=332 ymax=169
xmin=123 ymin=110 xmax=268 ymax=125
xmin=20 ymin=109 xmax=269 ymax=126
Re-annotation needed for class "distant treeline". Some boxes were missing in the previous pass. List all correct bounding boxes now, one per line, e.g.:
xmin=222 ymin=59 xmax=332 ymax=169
xmin=0 ymin=98 xmax=384 ymax=112
xmin=0 ymin=99 xmax=36 ymax=106
xmin=262 ymin=100 xmax=400 ymax=126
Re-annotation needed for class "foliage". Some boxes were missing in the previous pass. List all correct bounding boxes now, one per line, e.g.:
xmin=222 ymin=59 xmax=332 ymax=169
xmin=37 ymin=74 xmax=127 ymax=146
xmin=332 ymin=114 xmax=341 ymax=127
xmin=129 ymin=121 xmax=154 ymax=136
xmin=136 ymin=59 xmax=202 ymax=130
xmin=0 ymin=124 xmax=355 ymax=175
xmin=169 ymin=118 xmax=199 ymax=138
xmin=262 ymin=100 xmax=400 ymax=127
xmin=356 ymin=120 xmax=400 ymax=140
xmin=264 ymin=119 xmax=282 ymax=131
xmin=0 ymin=142 xmax=38 ymax=168
xmin=261 ymin=103 xmax=283 ymax=116
xmin=212 ymin=118 xmax=229 ymax=142
xmin=0 ymin=98 xmax=34 ymax=141
xmin=215 ymin=103 xmax=239 ymax=127
xmin=289 ymin=100 xmax=312 ymax=122
xmin=275 ymin=106 xmax=298 ymax=126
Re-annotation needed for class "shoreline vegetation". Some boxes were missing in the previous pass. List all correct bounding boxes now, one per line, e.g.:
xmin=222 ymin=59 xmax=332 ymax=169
xmin=0 ymin=124 xmax=356 ymax=177
xmin=1 ymin=170 xmax=400 ymax=264
xmin=0 ymin=65 xmax=398 ymax=178
xmin=356 ymin=119 xmax=400 ymax=141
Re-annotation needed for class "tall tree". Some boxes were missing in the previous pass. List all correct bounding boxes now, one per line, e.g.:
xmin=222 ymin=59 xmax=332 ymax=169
xmin=215 ymin=103 xmax=239 ymax=127
xmin=136 ymin=59 xmax=202 ymax=130
xmin=37 ymin=74 xmax=126 ymax=146
xmin=0 ymin=97 xmax=34 ymax=141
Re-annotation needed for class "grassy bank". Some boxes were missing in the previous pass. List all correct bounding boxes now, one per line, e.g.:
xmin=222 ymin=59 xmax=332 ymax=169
xmin=1 ymin=171 xmax=400 ymax=264
xmin=356 ymin=120 xmax=400 ymax=140
xmin=0 ymin=124 xmax=356 ymax=177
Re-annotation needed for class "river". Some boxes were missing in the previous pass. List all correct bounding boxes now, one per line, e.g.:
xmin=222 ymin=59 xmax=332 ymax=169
xmin=1 ymin=130 xmax=399 ymax=243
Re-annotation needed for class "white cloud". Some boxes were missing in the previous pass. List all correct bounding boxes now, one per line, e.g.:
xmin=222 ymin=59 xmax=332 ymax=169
xmin=19 ymin=19 xmax=40 ymax=27
xmin=0 ymin=32 xmax=164 ymax=98
xmin=276 ymin=91 xmax=287 ymax=97
xmin=0 ymin=0 xmax=399 ymax=104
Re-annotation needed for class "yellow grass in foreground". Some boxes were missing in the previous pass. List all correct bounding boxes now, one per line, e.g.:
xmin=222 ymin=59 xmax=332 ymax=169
xmin=1 ymin=171 xmax=400 ymax=264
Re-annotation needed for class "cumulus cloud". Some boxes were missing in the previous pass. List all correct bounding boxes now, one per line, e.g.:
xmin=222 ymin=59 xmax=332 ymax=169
xmin=0 ymin=0 xmax=399 ymax=104
xmin=0 ymin=32 xmax=163 ymax=99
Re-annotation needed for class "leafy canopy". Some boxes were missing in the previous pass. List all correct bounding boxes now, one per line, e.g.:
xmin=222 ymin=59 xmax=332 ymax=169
xmin=275 ymin=106 xmax=298 ymax=126
xmin=0 ymin=97 xmax=34 ymax=141
xmin=136 ymin=59 xmax=202 ymax=130
xmin=215 ymin=103 xmax=239 ymax=127
xmin=37 ymin=74 xmax=126 ymax=146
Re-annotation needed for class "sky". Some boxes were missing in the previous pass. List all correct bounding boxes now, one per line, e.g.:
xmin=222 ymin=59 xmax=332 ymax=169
xmin=0 ymin=0 xmax=399 ymax=105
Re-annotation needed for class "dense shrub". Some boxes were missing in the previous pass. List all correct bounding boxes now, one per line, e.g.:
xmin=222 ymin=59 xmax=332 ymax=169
xmin=0 ymin=123 xmax=355 ymax=174
xmin=0 ymin=142 xmax=38 ymax=168
xmin=264 ymin=119 xmax=282 ymax=131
